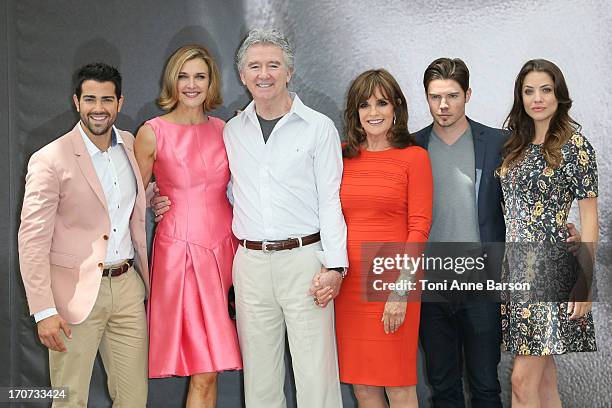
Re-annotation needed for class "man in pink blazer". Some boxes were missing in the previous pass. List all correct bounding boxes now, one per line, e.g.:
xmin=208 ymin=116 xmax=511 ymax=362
xmin=18 ymin=63 xmax=149 ymax=407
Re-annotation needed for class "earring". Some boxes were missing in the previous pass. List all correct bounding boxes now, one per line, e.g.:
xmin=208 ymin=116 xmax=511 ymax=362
xmin=393 ymin=114 xmax=396 ymax=125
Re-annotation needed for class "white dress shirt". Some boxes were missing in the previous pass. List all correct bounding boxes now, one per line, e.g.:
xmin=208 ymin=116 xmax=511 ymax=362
xmin=223 ymin=93 xmax=348 ymax=268
xmin=34 ymin=123 xmax=137 ymax=322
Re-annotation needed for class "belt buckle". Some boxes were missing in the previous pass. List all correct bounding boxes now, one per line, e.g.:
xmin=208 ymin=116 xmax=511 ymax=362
xmin=261 ymin=240 xmax=272 ymax=253
xmin=290 ymin=236 xmax=303 ymax=248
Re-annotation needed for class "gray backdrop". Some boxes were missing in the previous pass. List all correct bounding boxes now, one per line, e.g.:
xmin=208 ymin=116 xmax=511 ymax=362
xmin=2 ymin=0 xmax=610 ymax=407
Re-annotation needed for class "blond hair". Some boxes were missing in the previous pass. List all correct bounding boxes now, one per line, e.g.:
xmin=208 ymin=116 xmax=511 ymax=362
xmin=158 ymin=44 xmax=222 ymax=112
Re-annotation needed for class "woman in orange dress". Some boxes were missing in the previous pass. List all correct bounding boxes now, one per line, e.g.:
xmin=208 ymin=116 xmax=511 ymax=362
xmin=334 ymin=69 xmax=433 ymax=407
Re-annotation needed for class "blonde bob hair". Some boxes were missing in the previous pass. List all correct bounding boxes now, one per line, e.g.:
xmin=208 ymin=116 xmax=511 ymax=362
xmin=158 ymin=44 xmax=222 ymax=112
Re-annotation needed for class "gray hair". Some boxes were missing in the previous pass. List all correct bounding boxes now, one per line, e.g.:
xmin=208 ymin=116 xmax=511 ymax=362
xmin=235 ymin=28 xmax=295 ymax=72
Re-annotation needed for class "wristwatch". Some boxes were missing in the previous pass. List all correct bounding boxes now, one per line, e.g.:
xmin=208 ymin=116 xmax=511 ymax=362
xmin=329 ymin=267 xmax=348 ymax=279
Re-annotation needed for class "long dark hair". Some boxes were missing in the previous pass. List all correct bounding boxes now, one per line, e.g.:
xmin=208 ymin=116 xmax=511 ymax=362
xmin=343 ymin=69 xmax=415 ymax=158
xmin=499 ymin=59 xmax=580 ymax=176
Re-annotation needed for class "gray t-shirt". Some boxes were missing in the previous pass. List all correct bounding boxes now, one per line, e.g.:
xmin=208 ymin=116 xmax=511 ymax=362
xmin=257 ymin=114 xmax=283 ymax=143
xmin=427 ymin=126 xmax=480 ymax=243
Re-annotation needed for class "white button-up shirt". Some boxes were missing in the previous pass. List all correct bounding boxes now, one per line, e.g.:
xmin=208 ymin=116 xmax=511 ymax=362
xmin=79 ymin=123 xmax=136 ymax=264
xmin=34 ymin=123 xmax=136 ymax=322
xmin=224 ymin=93 xmax=348 ymax=268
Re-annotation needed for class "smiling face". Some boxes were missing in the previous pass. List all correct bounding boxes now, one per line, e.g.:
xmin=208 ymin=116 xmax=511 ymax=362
xmin=176 ymin=57 xmax=210 ymax=109
xmin=358 ymin=87 xmax=394 ymax=140
xmin=239 ymin=43 xmax=292 ymax=105
xmin=426 ymin=79 xmax=471 ymax=130
xmin=73 ymin=80 xmax=123 ymax=139
xmin=522 ymin=70 xmax=558 ymax=126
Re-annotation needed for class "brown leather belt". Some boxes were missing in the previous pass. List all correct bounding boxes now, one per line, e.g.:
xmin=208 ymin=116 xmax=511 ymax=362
xmin=240 ymin=232 xmax=320 ymax=252
xmin=102 ymin=259 xmax=134 ymax=277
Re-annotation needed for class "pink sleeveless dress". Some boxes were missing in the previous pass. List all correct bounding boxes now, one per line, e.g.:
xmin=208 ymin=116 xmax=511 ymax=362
xmin=146 ymin=116 xmax=242 ymax=377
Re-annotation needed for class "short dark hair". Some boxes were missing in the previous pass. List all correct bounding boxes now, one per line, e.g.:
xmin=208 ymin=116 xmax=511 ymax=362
xmin=74 ymin=63 xmax=122 ymax=99
xmin=423 ymin=58 xmax=470 ymax=94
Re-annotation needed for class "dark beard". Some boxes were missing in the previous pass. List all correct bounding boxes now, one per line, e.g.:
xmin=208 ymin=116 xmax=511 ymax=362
xmin=81 ymin=115 xmax=113 ymax=136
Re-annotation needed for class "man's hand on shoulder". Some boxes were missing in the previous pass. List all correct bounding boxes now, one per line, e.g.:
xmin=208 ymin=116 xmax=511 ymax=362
xmin=37 ymin=314 xmax=71 ymax=352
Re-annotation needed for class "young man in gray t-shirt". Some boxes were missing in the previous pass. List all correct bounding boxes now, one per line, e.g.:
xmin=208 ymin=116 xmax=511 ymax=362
xmin=414 ymin=58 xmax=505 ymax=408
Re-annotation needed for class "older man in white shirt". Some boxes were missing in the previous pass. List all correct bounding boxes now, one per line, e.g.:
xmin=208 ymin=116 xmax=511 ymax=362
xmin=226 ymin=28 xmax=347 ymax=408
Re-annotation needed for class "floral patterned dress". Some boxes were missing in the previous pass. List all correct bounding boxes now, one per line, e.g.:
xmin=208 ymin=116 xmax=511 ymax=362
xmin=500 ymin=133 xmax=598 ymax=355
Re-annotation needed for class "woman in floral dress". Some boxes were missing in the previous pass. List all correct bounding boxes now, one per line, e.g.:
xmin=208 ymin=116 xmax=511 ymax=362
xmin=498 ymin=59 xmax=598 ymax=407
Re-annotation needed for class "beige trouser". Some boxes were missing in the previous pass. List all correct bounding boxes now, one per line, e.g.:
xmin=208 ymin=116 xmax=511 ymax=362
xmin=233 ymin=242 xmax=342 ymax=408
xmin=49 ymin=267 xmax=148 ymax=407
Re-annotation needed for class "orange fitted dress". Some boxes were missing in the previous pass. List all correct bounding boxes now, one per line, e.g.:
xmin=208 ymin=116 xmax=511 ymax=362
xmin=335 ymin=146 xmax=433 ymax=386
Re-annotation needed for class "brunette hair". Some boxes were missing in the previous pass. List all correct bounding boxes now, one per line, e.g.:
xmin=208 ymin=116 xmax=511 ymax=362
xmin=423 ymin=57 xmax=470 ymax=94
xmin=158 ymin=44 xmax=222 ymax=112
xmin=499 ymin=59 xmax=580 ymax=176
xmin=343 ymin=69 xmax=415 ymax=158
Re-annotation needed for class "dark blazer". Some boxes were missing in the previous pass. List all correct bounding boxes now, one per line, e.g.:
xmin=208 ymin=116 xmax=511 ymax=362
xmin=414 ymin=117 xmax=508 ymax=243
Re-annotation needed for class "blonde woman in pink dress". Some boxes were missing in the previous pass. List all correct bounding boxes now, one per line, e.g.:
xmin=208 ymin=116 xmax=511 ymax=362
xmin=135 ymin=44 xmax=241 ymax=407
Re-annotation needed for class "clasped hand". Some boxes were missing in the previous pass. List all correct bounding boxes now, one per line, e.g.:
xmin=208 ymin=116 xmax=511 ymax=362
xmin=309 ymin=267 xmax=343 ymax=308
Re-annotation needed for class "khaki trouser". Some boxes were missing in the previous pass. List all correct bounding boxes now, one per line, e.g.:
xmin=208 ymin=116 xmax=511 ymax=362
xmin=49 ymin=267 xmax=148 ymax=407
xmin=233 ymin=242 xmax=342 ymax=408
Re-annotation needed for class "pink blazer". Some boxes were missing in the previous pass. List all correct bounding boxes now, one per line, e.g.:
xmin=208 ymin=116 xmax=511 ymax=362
xmin=18 ymin=124 xmax=150 ymax=324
